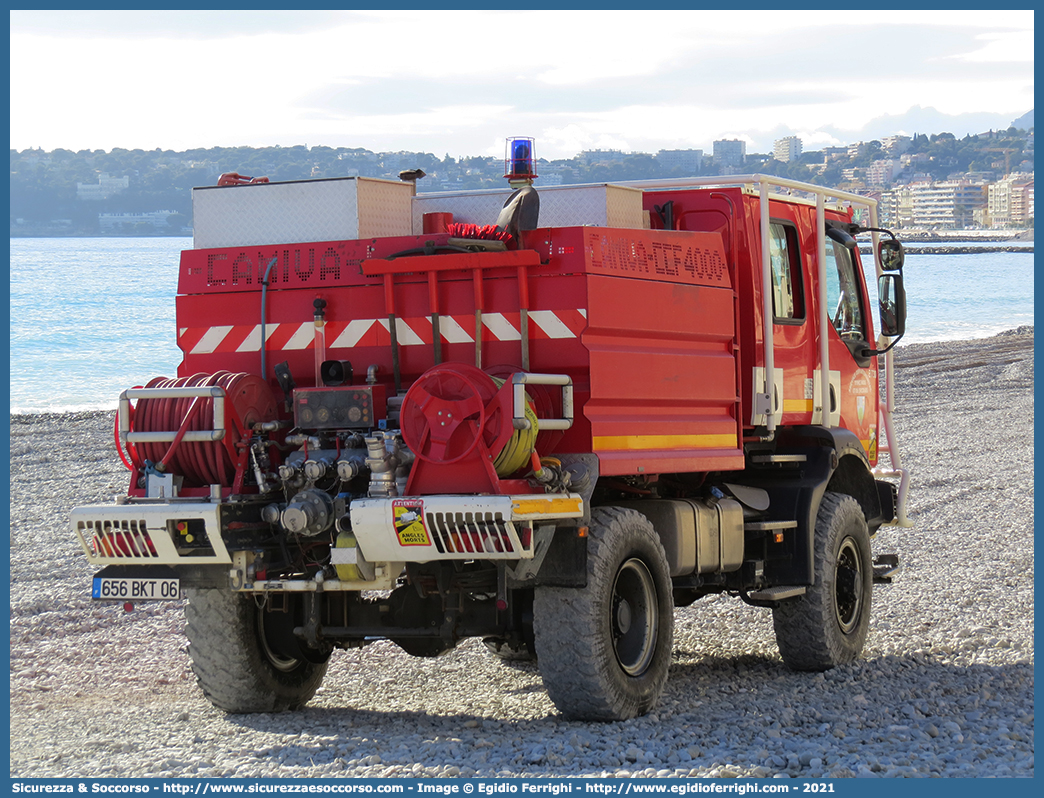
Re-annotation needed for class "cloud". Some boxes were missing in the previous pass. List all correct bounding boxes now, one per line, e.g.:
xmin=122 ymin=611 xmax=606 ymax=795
xmin=839 ymin=106 xmax=1029 ymax=142
xmin=9 ymin=10 xmax=1035 ymax=158
xmin=539 ymin=125 xmax=633 ymax=159
xmin=948 ymin=29 xmax=1035 ymax=63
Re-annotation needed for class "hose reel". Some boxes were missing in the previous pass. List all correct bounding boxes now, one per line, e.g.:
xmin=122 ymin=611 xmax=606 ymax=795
xmin=124 ymin=371 xmax=278 ymax=487
xmin=399 ymin=363 xmax=539 ymax=478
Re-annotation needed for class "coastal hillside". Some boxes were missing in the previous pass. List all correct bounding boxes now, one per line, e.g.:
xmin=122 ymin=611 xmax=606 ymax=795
xmin=10 ymin=123 xmax=1034 ymax=237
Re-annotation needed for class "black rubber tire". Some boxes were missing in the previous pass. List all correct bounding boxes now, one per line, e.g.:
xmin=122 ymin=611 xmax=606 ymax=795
xmin=533 ymin=507 xmax=673 ymax=721
xmin=773 ymin=492 xmax=873 ymax=671
xmin=184 ymin=588 xmax=329 ymax=713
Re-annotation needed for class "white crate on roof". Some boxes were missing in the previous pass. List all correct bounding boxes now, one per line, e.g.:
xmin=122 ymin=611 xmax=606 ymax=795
xmin=192 ymin=177 xmax=414 ymax=249
xmin=411 ymin=183 xmax=645 ymax=234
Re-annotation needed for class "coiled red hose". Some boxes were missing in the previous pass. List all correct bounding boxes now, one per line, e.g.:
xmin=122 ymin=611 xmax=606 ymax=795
xmin=128 ymin=372 xmax=277 ymax=487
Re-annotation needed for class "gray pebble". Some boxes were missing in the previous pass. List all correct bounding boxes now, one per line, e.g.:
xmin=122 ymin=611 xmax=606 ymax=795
xmin=9 ymin=330 xmax=1034 ymax=778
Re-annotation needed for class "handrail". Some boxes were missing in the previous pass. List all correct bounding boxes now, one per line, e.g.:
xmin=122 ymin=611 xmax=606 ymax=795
xmin=815 ymin=194 xmax=831 ymax=428
xmin=613 ymin=173 xmax=879 ymax=209
xmin=119 ymin=386 xmax=227 ymax=443
xmin=758 ymin=179 xmax=775 ymax=434
xmin=510 ymin=373 xmax=573 ymax=431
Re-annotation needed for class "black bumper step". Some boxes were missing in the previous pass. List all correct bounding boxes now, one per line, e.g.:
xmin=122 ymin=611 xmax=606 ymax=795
xmin=748 ymin=585 xmax=807 ymax=601
xmin=873 ymin=553 xmax=901 ymax=583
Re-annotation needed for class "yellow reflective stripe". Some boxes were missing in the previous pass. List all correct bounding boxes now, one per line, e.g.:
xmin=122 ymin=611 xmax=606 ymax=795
xmin=783 ymin=399 xmax=815 ymax=412
xmin=512 ymin=497 xmax=583 ymax=517
xmin=592 ymin=434 xmax=737 ymax=451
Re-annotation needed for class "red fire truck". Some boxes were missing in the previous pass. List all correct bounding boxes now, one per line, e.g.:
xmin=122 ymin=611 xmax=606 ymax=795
xmin=72 ymin=139 xmax=910 ymax=721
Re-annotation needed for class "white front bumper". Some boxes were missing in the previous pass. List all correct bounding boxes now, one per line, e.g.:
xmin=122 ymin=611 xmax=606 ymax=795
xmin=72 ymin=501 xmax=231 ymax=566
xmin=349 ymin=493 xmax=584 ymax=563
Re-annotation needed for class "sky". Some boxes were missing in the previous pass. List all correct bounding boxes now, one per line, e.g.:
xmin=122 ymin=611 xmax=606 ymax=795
xmin=9 ymin=9 xmax=1034 ymax=160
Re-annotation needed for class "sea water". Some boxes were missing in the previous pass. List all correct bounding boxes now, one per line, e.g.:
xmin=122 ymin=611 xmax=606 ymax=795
xmin=11 ymin=237 xmax=183 ymax=414
xmin=9 ymin=236 xmax=1035 ymax=413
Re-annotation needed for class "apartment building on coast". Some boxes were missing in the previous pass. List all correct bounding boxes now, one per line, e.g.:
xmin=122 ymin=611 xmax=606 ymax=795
xmin=987 ymin=173 xmax=1035 ymax=227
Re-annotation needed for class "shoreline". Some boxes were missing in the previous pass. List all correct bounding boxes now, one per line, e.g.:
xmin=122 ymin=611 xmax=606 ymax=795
xmin=858 ymin=245 xmax=1033 ymax=255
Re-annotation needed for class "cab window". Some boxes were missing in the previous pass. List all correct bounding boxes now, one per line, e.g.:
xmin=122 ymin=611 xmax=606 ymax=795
xmin=824 ymin=241 xmax=866 ymax=341
xmin=769 ymin=223 xmax=804 ymax=322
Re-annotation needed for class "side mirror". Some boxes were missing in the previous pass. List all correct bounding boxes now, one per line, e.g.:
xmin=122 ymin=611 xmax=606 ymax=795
xmin=878 ymin=239 xmax=905 ymax=271
xmin=826 ymin=225 xmax=857 ymax=250
xmin=878 ymin=273 xmax=906 ymax=338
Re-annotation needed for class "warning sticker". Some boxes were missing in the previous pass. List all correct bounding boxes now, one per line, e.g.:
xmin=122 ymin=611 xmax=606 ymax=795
xmin=392 ymin=499 xmax=430 ymax=546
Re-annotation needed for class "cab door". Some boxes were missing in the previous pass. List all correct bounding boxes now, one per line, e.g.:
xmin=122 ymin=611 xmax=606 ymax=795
xmin=821 ymin=237 xmax=879 ymax=461
xmin=763 ymin=212 xmax=816 ymax=428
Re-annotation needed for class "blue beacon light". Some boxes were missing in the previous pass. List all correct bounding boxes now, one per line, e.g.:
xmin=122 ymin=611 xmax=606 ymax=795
xmin=505 ymin=137 xmax=537 ymax=182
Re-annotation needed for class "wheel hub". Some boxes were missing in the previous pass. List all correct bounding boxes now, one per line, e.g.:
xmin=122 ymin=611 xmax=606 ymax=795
xmin=835 ymin=537 xmax=863 ymax=634
xmin=611 ymin=558 xmax=658 ymax=676
xmin=615 ymin=599 xmax=633 ymax=634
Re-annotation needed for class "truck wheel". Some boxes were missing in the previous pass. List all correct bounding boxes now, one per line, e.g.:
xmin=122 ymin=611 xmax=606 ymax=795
xmin=533 ymin=507 xmax=673 ymax=720
xmin=773 ymin=492 xmax=872 ymax=671
xmin=184 ymin=588 xmax=329 ymax=713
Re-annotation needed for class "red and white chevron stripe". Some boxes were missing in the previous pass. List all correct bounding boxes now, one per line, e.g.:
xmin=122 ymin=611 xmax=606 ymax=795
xmin=179 ymin=309 xmax=588 ymax=355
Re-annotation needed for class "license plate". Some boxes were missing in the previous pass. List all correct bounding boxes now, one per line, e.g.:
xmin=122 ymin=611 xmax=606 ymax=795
xmin=92 ymin=576 xmax=180 ymax=601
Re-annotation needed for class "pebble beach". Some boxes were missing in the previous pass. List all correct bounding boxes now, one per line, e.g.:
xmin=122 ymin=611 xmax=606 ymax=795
xmin=9 ymin=328 xmax=1034 ymax=779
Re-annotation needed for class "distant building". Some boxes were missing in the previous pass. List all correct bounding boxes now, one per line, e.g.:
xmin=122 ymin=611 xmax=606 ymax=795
xmin=876 ymin=193 xmax=898 ymax=227
xmin=900 ymin=153 xmax=930 ymax=168
xmin=867 ymin=159 xmax=899 ymax=186
xmin=338 ymin=151 xmax=378 ymax=163
xmin=857 ymin=191 xmax=883 ymax=226
xmin=772 ymin=136 xmax=802 ymax=163
xmin=578 ymin=149 xmax=628 ymax=166
xmin=98 ymin=210 xmax=176 ymax=231
xmin=822 ymin=147 xmax=848 ymax=161
xmin=962 ymin=171 xmax=996 ymax=184
xmin=879 ymin=188 xmax=912 ymax=228
xmin=838 ymin=176 xmax=866 ymax=193
xmin=881 ymin=135 xmax=912 ymax=156
xmin=77 ymin=173 xmax=129 ymax=201
xmin=656 ymin=149 xmax=703 ymax=174
xmin=534 ymin=172 xmax=564 ymax=186
xmin=886 ymin=180 xmax=986 ymax=229
xmin=713 ymin=139 xmax=746 ymax=169
xmin=1008 ymin=183 xmax=1032 ymax=223
xmin=988 ymin=173 xmax=1034 ymax=227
